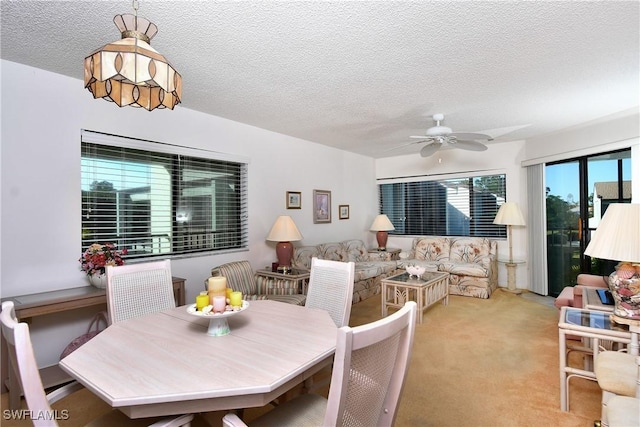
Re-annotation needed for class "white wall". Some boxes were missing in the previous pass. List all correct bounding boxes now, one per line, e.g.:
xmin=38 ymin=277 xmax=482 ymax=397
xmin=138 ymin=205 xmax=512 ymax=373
xmin=0 ymin=60 xmax=377 ymax=367
xmin=375 ymin=141 xmax=529 ymax=291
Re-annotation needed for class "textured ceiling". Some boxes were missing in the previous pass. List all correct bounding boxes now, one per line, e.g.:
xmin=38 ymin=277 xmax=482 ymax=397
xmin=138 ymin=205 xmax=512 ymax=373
xmin=1 ymin=1 xmax=638 ymax=158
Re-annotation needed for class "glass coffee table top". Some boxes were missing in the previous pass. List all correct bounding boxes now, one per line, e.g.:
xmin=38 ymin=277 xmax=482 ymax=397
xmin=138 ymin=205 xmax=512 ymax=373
xmin=564 ymin=308 xmax=627 ymax=332
xmin=386 ymin=271 xmax=447 ymax=284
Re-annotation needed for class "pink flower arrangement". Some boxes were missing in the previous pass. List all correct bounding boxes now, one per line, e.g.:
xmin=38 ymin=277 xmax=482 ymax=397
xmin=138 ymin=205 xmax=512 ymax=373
xmin=79 ymin=243 xmax=127 ymax=276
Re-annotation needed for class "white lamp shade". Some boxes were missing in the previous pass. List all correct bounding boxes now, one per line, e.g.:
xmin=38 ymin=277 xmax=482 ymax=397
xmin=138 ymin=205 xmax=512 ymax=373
xmin=493 ymin=202 xmax=526 ymax=226
xmin=584 ymin=203 xmax=640 ymax=263
xmin=370 ymin=214 xmax=395 ymax=231
xmin=266 ymin=216 xmax=303 ymax=242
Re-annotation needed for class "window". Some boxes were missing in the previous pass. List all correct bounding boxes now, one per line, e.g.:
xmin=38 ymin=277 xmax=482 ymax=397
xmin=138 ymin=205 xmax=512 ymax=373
xmin=378 ymin=174 xmax=507 ymax=238
xmin=81 ymin=130 xmax=248 ymax=258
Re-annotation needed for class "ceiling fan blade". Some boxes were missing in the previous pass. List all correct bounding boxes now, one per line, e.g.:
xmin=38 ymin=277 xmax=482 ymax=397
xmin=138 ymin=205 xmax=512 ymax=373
xmin=453 ymin=140 xmax=488 ymax=152
xmin=420 ymin=143 xmax=441 ymax=157
xmin=449 ymin=132 xmax=493 ymax=141
xmin=379 ymin=140 xmax=420 ymax=153
xmin=410 ymin=135 xmax=436 ymax=140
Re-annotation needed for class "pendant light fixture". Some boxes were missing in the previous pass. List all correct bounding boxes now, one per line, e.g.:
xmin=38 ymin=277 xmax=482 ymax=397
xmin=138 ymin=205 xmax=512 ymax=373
xmin=84 ymin=0 xmax=182 ymax=111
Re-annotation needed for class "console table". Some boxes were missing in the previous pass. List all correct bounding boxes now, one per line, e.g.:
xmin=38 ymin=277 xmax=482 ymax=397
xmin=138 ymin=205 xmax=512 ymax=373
xmin=1 ymin=277 xmax=185 ymax=408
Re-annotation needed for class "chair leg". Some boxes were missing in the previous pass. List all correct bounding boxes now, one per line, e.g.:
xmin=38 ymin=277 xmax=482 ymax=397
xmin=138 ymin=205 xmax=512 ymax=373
xmin=601 ymin=390 xmax=615 ymax=427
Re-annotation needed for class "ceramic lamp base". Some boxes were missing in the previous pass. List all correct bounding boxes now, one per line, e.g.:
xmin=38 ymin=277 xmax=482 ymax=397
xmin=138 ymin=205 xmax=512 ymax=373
xmin=609 ymin=271 xmax=640 ymax=320
xmin=275 ymin=241 xmax=293 ymax=270
xmin=376 ymin=231 xmax=388 ymax=251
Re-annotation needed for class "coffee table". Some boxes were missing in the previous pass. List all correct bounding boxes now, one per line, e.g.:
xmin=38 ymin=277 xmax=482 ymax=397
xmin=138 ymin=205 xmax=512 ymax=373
xmin=381 ymin=271 xmax=449 ymax=323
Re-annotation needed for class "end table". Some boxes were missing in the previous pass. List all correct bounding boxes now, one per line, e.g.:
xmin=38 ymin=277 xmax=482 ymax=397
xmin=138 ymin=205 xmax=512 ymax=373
xmin=368 ymin=248 xmax=401 ymax=261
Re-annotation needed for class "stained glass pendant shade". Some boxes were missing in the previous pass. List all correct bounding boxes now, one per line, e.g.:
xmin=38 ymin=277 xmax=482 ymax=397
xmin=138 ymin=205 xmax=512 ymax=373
xmin=84 ymin=12 xmax=182 ymax=111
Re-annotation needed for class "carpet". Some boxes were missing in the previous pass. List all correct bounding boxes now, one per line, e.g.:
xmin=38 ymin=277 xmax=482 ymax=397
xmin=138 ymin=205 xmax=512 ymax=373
xmin=351 ymin=289 xmax=601 ymax=427
xmin=1 ymin=289 xmax=601 ymax=426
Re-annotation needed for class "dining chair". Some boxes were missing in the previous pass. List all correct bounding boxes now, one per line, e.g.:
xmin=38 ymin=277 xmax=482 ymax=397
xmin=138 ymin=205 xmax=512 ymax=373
xmin=222 ymin=300 xmax=417 ymax=427
xmin=604 ymin=354 xmax=640 ymax=427
xmin=594 ymin=350 xmax=639 ymax=427
xmin=305 ymin=257 xmax=355 ymax=328
xmin=210 ymin=260 xmax=306 ymax=305
xmin=302 ymin=257 xmax=355 ymax=393
xmin=1 ymin=301 xmax=196 ymax=427
xmin=106 ymin=259 xmax=176 ymax=324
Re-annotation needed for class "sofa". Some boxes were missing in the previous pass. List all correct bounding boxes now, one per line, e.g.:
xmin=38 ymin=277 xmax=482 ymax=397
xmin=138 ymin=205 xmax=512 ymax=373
xmin=401 ymin=236 xmax=498 ymax=299
xmin=292 ymin=236 xmax=499 ymax=303
xmin=292 ymin=239 xmax=399 ymax=303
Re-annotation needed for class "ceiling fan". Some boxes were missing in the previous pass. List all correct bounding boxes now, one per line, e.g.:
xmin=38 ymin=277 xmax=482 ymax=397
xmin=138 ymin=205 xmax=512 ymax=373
xmin=406 ymin=113 xmax=493 ymax=157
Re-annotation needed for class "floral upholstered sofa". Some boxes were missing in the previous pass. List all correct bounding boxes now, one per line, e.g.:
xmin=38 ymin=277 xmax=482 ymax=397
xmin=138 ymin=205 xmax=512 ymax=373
xmin=292 ymin=239 xmax=399 ymax=303
xmin=402 ymin=236 xmax=498 ymax=299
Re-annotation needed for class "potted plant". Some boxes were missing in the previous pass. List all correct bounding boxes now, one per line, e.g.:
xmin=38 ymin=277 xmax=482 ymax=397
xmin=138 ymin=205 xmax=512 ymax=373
xmin=80 ymin=243 xmax=127 ymax=288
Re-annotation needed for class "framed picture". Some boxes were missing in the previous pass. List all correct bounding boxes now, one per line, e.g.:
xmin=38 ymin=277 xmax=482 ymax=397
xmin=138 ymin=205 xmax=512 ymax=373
xmin=339 ymin=205 xmax=350 ymax=220
xmin=286 ymin=191 xmax=301 ymax=209
xmin=313 ymin=190 xmax=331 ymax=223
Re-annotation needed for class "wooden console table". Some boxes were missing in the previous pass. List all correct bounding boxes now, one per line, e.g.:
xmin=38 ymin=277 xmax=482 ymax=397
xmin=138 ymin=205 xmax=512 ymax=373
xmin=1 ymin=277 xmax=185 ymax=408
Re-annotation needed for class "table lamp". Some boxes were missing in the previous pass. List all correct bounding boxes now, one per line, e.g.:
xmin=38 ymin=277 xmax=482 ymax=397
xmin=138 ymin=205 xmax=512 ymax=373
xmin=493 ymin=202 xmax=526 ymax=294
xmin=370 ymin=214 xmax=395 ymax=251
xmin=584 ymin=203 xmax=640 ymax=319
xmin=266 ymin=215 xmax=303 ymax=273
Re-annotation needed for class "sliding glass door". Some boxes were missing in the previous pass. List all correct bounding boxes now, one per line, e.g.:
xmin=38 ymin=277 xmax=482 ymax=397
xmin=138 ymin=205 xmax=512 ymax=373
xmin=545 ymin=149 xmax=631 ymax=297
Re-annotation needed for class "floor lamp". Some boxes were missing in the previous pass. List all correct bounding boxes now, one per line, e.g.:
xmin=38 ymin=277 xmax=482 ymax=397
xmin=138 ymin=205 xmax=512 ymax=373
xmin=493 ymin=202 xmax=526 ymax=294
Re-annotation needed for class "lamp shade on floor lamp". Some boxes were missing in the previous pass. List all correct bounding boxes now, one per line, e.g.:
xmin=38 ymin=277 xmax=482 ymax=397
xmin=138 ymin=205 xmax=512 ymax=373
xmin=370 ymin=214 xmax=395 ymax=250
xmin=266 ymin=216 xmax=303 ymax=272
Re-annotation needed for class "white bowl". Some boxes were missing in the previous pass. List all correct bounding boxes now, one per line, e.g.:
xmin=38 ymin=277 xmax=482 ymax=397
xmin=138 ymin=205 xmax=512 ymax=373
xmin=406 ymin=265 xmax=426 ymax=278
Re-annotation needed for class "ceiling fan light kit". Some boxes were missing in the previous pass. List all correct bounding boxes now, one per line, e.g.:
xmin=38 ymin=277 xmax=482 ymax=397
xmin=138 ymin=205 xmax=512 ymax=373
xmin=406 ymin=113 xmax=492 ymax=157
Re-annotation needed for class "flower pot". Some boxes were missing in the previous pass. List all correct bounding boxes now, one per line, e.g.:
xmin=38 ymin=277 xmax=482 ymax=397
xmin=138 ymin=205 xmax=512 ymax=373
xmin=88 ymin=273 xmax=107 ymax=289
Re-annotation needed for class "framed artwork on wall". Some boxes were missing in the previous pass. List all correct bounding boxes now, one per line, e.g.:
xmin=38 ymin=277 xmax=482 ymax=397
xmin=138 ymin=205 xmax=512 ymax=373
xmin=313 ymin=190 xmax=331 ymax=223
xmin=286 ymin=191 xmax=301 ymax=209
xmin=339 ymin=205 xmax=349 ymax=220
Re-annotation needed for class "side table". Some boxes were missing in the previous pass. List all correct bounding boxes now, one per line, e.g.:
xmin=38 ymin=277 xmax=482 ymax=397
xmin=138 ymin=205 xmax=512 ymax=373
xmin=558 ymin=306 xmax=631 ymax=412
xmin=582 ymin=286 xmax=614 ymax=313
xmin=368 ymin=248 xmax=401 ymax=261
xmin=255 ymin=268 xmax=311 ymax=295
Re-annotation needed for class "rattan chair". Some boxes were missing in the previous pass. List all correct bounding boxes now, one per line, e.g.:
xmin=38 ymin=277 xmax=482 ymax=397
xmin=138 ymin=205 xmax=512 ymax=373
xmin=1 ymin=301 xmax=196 ymax=427
xmin=222 ymin=301 xmax=417 ymax=427
xmin=210 ymin=260 xmax=306 ymax=305
xmin=106 ymin=260 xmax=176 ymax=324
xmin=305 ymin=257 xmax=355 ymax=328
xmin=595 ymin=351 xmax=639 ymax=427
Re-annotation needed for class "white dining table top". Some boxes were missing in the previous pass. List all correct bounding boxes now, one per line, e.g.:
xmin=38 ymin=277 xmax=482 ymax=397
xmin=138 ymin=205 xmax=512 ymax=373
xmin=59 ymin=300 xmax=337 ymax=419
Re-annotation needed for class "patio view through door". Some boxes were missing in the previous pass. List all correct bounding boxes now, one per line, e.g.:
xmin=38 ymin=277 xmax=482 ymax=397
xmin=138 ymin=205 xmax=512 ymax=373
xmin=545 ymin=149 xmax=631 ymax=297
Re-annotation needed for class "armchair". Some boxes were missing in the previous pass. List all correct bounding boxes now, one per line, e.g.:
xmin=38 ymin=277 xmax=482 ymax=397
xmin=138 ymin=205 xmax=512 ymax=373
xmin=210 ymin=260 xmax=306 ymax=305
xmin=554 ymin=273 xmax=609 ymax=311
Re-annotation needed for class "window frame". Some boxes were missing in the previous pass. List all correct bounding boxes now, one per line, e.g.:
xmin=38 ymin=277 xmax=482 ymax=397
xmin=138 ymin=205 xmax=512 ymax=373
xmin=80 ymin=130 xmax=249 ymax=259
xmin=377 ymin=171 xmax=508 ymax=238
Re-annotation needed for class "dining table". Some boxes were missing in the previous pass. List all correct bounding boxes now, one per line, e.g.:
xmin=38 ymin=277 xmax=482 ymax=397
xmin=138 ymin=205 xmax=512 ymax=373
xmin=59 ymin=300 xmax=337 ymax=419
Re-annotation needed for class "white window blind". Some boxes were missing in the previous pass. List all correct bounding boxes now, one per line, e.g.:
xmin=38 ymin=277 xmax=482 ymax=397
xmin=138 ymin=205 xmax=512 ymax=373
xmin=378 ymin=174 xmax=507 ymax=238
xmin=81 ymin=130 xmax=248 ymax=258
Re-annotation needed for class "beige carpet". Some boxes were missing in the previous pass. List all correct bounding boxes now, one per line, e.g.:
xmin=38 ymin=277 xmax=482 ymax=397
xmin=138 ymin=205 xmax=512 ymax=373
xmin=1 ymin=289 xmax=601 ymax=426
